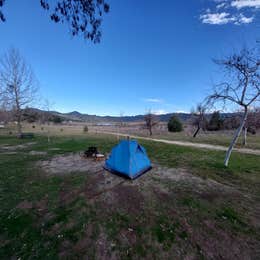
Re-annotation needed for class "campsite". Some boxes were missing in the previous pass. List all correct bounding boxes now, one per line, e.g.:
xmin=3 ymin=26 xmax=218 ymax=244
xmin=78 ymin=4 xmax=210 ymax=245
xmin=0 ymin=129 xmax=260 ymax=259
xmin=1 ymin=1 xmax=260 ymax=259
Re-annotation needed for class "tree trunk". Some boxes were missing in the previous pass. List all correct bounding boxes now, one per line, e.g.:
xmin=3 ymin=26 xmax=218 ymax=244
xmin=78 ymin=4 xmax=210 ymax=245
xmin=149 ymin=127 xmax=152 ymax=136
xmin=16 ymin=109 xmax=22 ymax=137
xmin=13 ymin=84 xmax=22 ymax=137
xmin=193 ymin=126 xmax=200 ymax=138
xmin=224 ymin=107 xmax=248 ymax=167
xmin=17 ymin=120 xmax=22 ymax=136
xmin=242 ymin=127 xmax=247 ymax=146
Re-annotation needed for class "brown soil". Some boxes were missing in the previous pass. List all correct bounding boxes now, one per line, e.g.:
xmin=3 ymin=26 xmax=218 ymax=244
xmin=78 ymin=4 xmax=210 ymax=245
xmin=103 ymin=183 xmax=145 ymax=215
xmin=37 ymin=153 xmax=105 ymax=175
xmin=35 ymin=153 xmax=260 ymax=259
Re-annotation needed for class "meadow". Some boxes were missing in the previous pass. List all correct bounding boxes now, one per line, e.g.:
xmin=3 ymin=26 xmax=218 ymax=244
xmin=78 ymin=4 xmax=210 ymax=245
xmin=7 ymin=121 xmax=260 ymax=150
xmin=0 ymin=129 xmax=260 ymax=259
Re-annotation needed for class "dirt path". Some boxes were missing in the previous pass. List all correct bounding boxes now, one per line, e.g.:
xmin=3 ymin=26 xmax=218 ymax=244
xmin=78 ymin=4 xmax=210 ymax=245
xmin=94 ymin=131 xmax=260 ymax=156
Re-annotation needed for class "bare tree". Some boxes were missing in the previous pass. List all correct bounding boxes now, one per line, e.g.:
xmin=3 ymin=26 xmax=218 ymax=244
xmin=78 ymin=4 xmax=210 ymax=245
xmin=250 ymin=107 xmax=260 ymax=130
xmin=223 ymin=114 xmax=240 ymax=130
xmin=41 ymin=99 xmax=53 ymax=142
xmin=0 ymin=72 xmax=6 ymax=106
xmin=144 ymin=111 xmax=159 ymax=136
xmin=190 ymin=103 xmax=207 ymax=138
xmin=206 ymin=47 xmax=260 ymax=166
xmin=119 ymin=111 xmax=124 ymax=127
xmin=0 ymin=48 xmax=39 ymax=137
xmin=0 ymin=89 xmax=10 ymax=123
xmin=0 ymin=106 xmax=11 ymax=124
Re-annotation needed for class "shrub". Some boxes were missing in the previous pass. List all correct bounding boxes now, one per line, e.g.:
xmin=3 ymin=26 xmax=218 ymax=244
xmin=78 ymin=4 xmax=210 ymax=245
xmin=83 ymin=125 xmax=88 ymax=132
xmin=248 ymin=126 xmax=256 ymax=135
xmin=207 ymin=111 xmax=224 ymax=131
xmin=223 ymin=116 xmax=240 ymax=130
xmin=32 ymin=125 xmax=35 ymax=128
xmin=168 ymin=116 xmax=183 ymax=132
xmin=60 ymin=128 xmax=63 ymax=132
xmin=51 ymin=115 xmax=63 ymax=124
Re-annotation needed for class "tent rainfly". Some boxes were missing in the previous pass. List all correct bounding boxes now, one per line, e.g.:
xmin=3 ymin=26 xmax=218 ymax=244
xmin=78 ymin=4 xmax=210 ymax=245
xmin=104 ymin=139 xmax=152 ymax=179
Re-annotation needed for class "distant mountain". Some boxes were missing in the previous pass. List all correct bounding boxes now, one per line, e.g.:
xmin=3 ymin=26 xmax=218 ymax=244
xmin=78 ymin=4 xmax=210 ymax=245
xmin=53 ymin=111 xmax=194 ymax=123
xmin=22 ymin=108 xmax=237 ymax=123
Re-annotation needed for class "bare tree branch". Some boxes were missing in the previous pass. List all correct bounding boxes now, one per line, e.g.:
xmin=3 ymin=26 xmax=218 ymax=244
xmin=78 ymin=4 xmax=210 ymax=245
xmin=144 ymin=110 xmax=159 ymax=136
xmin=190 ymin=103 xmax=207 ymax=138
xmin=205 ymin=47 xmax=260 ymax=166
xmin=0 ymin=48 xmax=39 ymax=136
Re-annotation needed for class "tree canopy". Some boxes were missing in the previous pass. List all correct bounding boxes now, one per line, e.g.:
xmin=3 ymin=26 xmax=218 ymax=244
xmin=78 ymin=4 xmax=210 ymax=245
xmin=0 ymin=0 xmax=109 ymax=43
xmin=207 ymin=111 xmax=223 ymax=131
xmin=168 ymin=116 xmax=183 ymax=132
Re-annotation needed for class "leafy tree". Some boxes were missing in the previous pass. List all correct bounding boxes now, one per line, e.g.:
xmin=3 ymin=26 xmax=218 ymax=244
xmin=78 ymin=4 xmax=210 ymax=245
xmin=83 ymin=125 xmax=88 ymax=132
xmin=168 ymin=116 xmax=183 ymax=132
xmin=51 ymin=115 xmax=63 ymax=124
xmin=0 ymin=0 xmax=109 ymax=43
xmin=0 ymin=0 xmax=4 ymax=22
xmin=207 ymin=111 xmax=223 ymax=131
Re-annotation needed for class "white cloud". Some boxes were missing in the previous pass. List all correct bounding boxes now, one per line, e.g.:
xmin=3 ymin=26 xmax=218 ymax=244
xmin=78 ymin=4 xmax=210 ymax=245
xmin=237 ymin=13 xmax=254 ymax=23
xmin=153 ymin=109 xmax=168 ymax=115
xmin=200 ymin=12 xmax=235 ymax=24
xmin=231 ymin=0 xmax=260 ymax=9
xmin=216 ymin=2 xmax=228 ymax=9
xmin=143 ymin=98 xmax=164 ymax=103
xmin=176 ymin=110 xmax=188 ymax=113
xmin=200 ymin=0 xmax=257 ymax=25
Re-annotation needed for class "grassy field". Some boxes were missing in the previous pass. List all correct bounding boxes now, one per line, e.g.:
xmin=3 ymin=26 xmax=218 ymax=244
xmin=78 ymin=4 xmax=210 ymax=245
xmin=114 ymin=127 xmax=260 ymax=150
xmin=0 ymin=133 xmax=260 ymax=259
xmin=2 ymin=122 xmax=260 ymax=150
xmin=151 ymin=131 xmax=260 ymax=150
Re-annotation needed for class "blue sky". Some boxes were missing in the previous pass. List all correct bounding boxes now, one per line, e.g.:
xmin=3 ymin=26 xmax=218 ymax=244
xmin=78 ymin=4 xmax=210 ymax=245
xmin=0 ymin=0 xmax=259 ymax=115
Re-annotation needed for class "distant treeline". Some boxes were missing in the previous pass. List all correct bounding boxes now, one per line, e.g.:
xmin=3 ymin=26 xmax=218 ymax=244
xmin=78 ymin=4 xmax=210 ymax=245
xmin=191 ymin=110 xmax=260 ymax=133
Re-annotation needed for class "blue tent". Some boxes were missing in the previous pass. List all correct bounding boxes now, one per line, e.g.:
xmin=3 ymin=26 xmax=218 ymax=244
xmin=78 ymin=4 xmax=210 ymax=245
xmin=104 ymin=139 xmax=152 ymax=179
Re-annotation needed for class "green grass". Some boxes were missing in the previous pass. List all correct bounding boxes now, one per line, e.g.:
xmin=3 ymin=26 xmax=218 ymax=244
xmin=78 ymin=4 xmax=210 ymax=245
xmin=150 ymin=131 xmax=260 ymax=150
xmin=180 ymin=197 xmax=201 ymax=209
xmin=141 ymin=139 xmax=260 ymax=195
xmin=3 ymin=122 xmax=260 ymax=149
xmin=0 ymin=134 xmax=260 ymax=259
xmin=152 ymin=215 xmax=178 ymax=246
xmin=216 ymin=207 xmax=245 ymax=226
